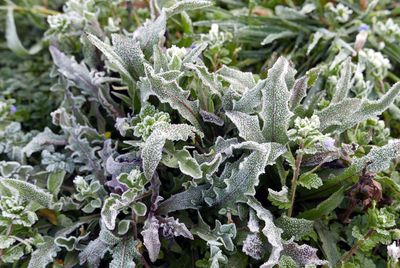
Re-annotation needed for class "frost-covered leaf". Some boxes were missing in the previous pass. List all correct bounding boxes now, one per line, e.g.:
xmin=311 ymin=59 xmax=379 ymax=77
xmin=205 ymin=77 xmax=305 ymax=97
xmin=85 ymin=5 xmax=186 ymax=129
xmin=282 ymin=240 xmax=328 ymax=267
xmin=86 ymin=33 xmax=134 ymax=83
xmin=186 ymin=63 xmax=222 ymax=96
xmin=28 ymin=237 xmax=60 ymax=268
xmin=164 ymin=0 xmax=212 ymax=17
xmin=353 ymin=139 xmax=400 ymax=173
xmin=112 ymin=34 xmax=145 ymax=79
xmin=200 ymin=110 xmax=224 ymax=126
xmin=171 ymin=148 xmax=202 ymax=179
xmin=268 ymin=186 xmax=291 ymax=209
xmin=50 ymin=46 xmax=99 ymax=97
xmin=79 ymin=224 xmax=121 ymax=267
xmin=275 ymin=215 xmax=314 ymax=240
xmin=141 ymin=64 xmax=201 ymax=129
xmin=226 ymin=111 xmax=264 ymax=143
xmin=47 ymin=170 xmax=66 ymax=196
xmin=160 ymin=217 xmax=194 ymax=239
xmin=210 ymin=143 xmax=271 ymax=209
xmin=110 ymin=238 xmax=140 ymax=268
xmin=23 ymin=127 xmax=66 ymax=157
xmin=0 ymin=178 xmax=53 ymax=208
xmin=331 ymin=57 xmax=352 ymax=104
xmin=141 ymin=216 xmax=161 ymax=262
xmin=247 ymin=197 xmax=283 ymax=268
xmin=0 ymin=235 xmax=15 ymax=249
xmin=142 ymin=122 xmax=199 ymax=180
xmin=260 ymin=57 xmax=294 ymax=143
xmin=298 ymin=173 xmax=323 ymax=190
xmin=192 ymin=214 xmax=236 ymax=251
xmin=317 ymin=82 xmax=400 ymax=133
xmin=289 ymin=76 xmax=308 ymax=111
xmin=133 ymin=12 xmax=166 ymax=57
xmin=218 ymin=65 xmax=256 ymax=91
xmin=157 ymin=184 xmax=207 ymax=215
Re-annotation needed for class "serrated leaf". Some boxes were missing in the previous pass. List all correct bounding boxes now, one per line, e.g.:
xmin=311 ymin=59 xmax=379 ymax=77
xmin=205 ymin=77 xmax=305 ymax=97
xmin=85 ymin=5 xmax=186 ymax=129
xmin=282 ymin=240 xmax=328 ymax=267
xmin=211 ymin=143 xmax=271 ymax=209
xmin=247 ymin=197 xmax=283 ymax=268
xmin=28 ymin=237 xmax=60 ymax=268
xmin=23 ymin=127 xmax=66 ymax=157
xmin=86 ymin=33 xmax=134 ymax=83
xmin=298 ymin=173 xmax=323 ymax=190
xmin=141 ymin=64 xmax=201 ymax=129
xmin=192 ymin=214 xmax=236 ymax=251
xmin=79 ymin=224 xmax=121 ymax=266
xmin=260 ymin=57 xmax=294 ymax=143
xmin=318 ymin=82 xmax=400 ymax=133
xmin=133 ymin=12 xmax=166 ymax=57
xmin=268 ymin=186 xmax=291 ymax=209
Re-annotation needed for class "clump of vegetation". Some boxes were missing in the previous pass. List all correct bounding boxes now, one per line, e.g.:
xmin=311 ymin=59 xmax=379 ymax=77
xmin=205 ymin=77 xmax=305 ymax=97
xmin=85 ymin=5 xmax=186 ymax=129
xmin=1 ymin=0 xmax=400 ymax=267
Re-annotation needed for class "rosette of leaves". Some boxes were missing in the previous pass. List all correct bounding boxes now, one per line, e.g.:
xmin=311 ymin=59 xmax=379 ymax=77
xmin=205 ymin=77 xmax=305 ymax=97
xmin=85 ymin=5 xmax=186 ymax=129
xmin=0 ymin=0 xmax=400 ymax=267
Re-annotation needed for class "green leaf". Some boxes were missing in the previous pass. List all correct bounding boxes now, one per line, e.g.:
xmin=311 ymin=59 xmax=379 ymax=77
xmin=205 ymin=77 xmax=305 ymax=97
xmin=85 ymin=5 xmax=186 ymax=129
xmin=192 ymin=213 xmax=236 ymax=251
xmin=0 ymin=235 xmax=15 ymax=249
xmin=47 ymin=170 xmax=66 ymax=196
xmin=6 ymin=7 xmax=42 ymax=56
xmin=260 ymin=57 xmax=294 ymax=143
xmin=172 ymin=148 xmax=202 ymax=179
xmin=268 ymin=186 xmax=291 ymax=209
xmin=298 ymin=187 xmax=345 ymax=220
xmin=314 ymin=221 xmax=341 ymax=266
xmin=132 ymin=202 xmax=147 ymax=216
xmin=275 ymin=215 xmax=314 ymax=240
xmin=298 ymin=173 xmax=323 ymax=190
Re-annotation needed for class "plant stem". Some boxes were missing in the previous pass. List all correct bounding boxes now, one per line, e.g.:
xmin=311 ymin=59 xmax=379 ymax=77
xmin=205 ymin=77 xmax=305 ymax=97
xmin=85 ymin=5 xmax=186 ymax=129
xmin=287 ymin=144 xmax=304 ymax=217
xmin=339 ymin=229 xmax=374 ymax=264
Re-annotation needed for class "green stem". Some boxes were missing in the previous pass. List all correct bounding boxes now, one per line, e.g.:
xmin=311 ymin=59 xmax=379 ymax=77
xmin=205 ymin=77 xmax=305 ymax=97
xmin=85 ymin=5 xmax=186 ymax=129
xmin=339 ymin=229 xmax=374 ymax=264
xmin=0 ymin=5 xmax=60 ymax=16
xmin=287 ymin=144 xmax=304 ymax=217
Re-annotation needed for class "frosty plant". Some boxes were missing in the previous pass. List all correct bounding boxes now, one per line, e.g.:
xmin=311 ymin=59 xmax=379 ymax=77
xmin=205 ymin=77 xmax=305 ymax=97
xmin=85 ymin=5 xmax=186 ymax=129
xmin=0 ymin=0 xmax=400 ymax=267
